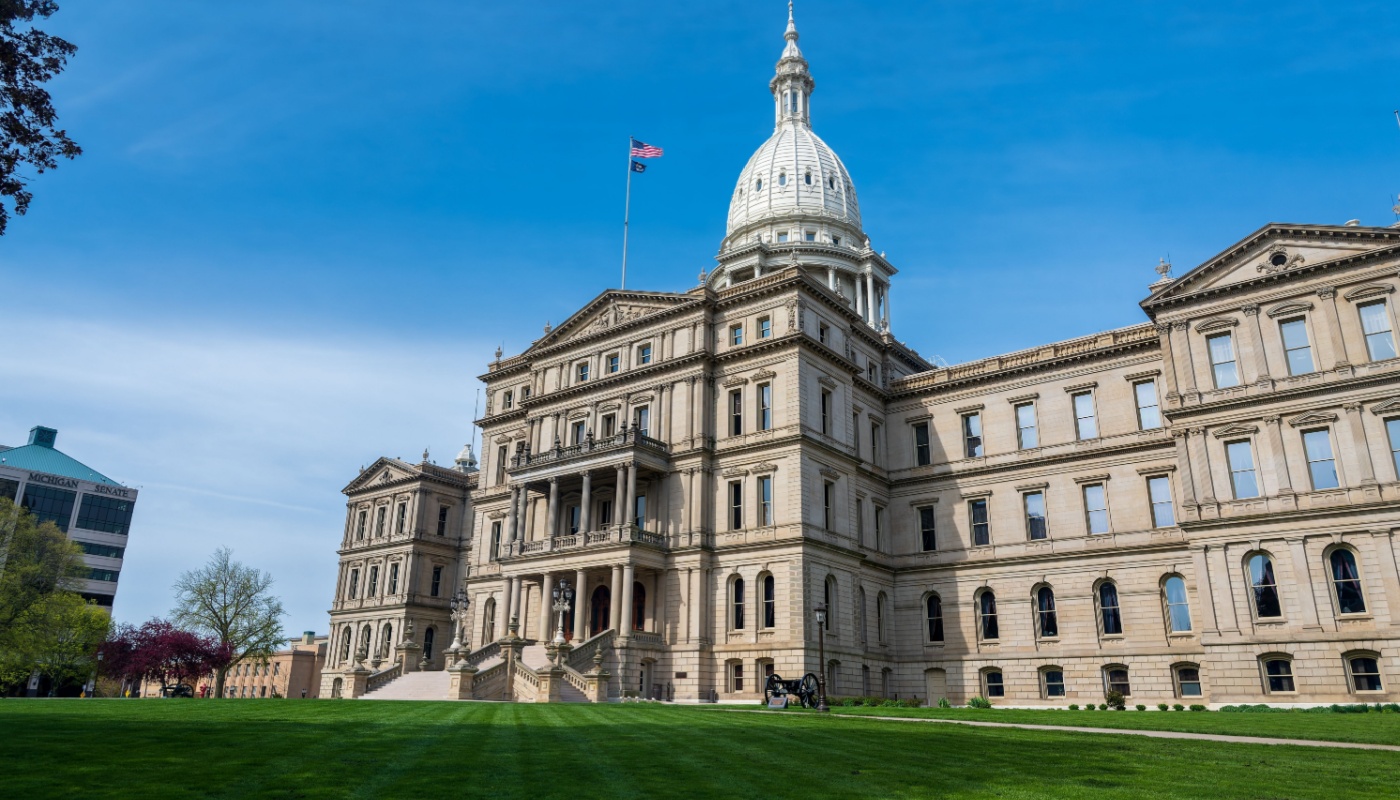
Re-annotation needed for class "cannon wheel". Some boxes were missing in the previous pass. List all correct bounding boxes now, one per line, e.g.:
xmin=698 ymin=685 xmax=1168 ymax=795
xmin=763 ymin=673 xmax=783 ymax=703
xmin=799 ymin=673 xmax=820 ymax=707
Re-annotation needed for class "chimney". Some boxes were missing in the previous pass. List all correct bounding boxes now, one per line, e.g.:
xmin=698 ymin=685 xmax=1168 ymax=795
xmin=28 ymin=426 xmax=57 ymax=448
xmin=303 ymin=631 xmax=315 ymax=645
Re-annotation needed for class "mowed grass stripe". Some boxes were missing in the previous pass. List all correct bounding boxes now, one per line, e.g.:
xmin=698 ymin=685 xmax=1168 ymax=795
xmin=4 ymin=701 xmax=1398 ymax=799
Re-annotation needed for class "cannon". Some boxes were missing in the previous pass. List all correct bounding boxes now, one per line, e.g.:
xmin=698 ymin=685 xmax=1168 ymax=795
xmin=763 ymin=672 xmax=821 ymax=708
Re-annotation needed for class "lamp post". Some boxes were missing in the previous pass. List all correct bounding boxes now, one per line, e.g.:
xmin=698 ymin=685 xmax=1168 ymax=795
xmin=449 ymin=589 xmax=471 ymax=660
xmin=814 ymin=601 xmax=830 ymax=712
xmin=552 ymin=578 xmax=574 ymax=654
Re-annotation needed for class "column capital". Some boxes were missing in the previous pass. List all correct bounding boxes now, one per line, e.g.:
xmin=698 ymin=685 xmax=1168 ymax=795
xmin=1317 ymin=286 xmax=1338 ymax=300
xmin=1155 ymin=322 xmax=1174 ymax=335
xmin=1343 ymin=401 xmax=1364 ymax=412
xmin=1261 ymin=414 xmax=1281 ymax=425
xmin=1241 ymin=304 xmax=1260 ymax=316
xmin=1172 ymin=321 xmax=1190 ymax=331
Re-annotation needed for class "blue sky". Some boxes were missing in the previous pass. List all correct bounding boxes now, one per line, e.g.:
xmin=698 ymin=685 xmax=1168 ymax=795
xmin=3 ymin=0 xmax=1398 ymax=632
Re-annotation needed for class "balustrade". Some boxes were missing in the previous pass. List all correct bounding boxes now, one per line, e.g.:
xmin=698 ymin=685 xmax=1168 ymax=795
xmin=509 ymin=427 xmax=669 ymax=470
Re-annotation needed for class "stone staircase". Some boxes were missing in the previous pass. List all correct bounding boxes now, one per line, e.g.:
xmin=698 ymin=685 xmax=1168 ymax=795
xmin=359 ymin=670 xmax=452 ymax=701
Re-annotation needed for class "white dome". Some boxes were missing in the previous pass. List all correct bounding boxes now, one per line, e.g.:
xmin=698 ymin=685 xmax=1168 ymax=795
xmin=726 ymin=123 xmax=861 ymax=237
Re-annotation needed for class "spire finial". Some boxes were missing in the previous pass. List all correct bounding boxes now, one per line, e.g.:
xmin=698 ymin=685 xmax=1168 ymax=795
xmin=785 ymin=1 xmax=798 ymax=41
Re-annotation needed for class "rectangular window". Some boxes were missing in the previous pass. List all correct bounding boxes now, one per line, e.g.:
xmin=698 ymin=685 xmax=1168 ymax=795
xmin=913 ymin=422 xmax=931 ymax=466
xmin=1226 ymin=440 xmax=1260 ymax=499
xmin=729 ymin=481 xmax=743 ymax=530
xmin=818 ymin=323 xmax=829 ymax=345
xmin=1388 ymin=418 xmax=1400 ymax=480
xmin=969 ymin=499 xmax=990 ymax=546
xmin=1015 ymin=403 xmax=1038 ymax=449
xmin=601 ymin=414 xmax=616 ymax=437
xmin=870 ymin=421 xmax=882 ymax=465
xmin=638 ymin=343 xmax=653 ymax=365
xmin=730 ymin=390 xmax=743 ymax=436
xmin=488 ymin=523 xmax=501 ymax=562
xmin=21 ymin=485 xmax=76 ymax=532
xmin=503 ymin=390 xmax=514 ymax=410
xmin=388 ymin=562 xmax=399 ymax=593
xmin=852 ymin=413 xmax=860 ymax=455
xmin=87 ymin=568 xmax=120 ymax=582
xmin=437 ymin=505 xmax=448 ymax=536
xmin=355 ymin=511 xmax=366 ymax=540
xmin=1301 ymin=429 xmax=1340 ymax=490
xmin=758 ymin=384 xmax=773 ymax=430
xmin=1083 ymin=484 xmax=1109 ymax=534
xmin=1279 ymin=318 xmax=1314 ymax=375
xmin=962 ymin=412 xmax=983 ymax=458
xmin=1359 ymin=301 xmax=1398 ymax=361
xmin=348 ymin=570 xmax=359 ymax=599
xmin=758 ymin=475 xmax=773 ymax=526
xmin=1073 ymin=392 xmax=1098 ymax=440
xmin=0 ymin=478 xmax=17 ymax=503
xmin=633 ymin=406 xmax=650 ymax=437
xmin=855 ymin=498 xmax=864 ymax=538
xmin=1148 ymin=476 xmax=1175 ymax=527
xmin=758 ymin=317 xmax=772 ymax=339
xmin=822 ymin=482 xmax=834 ymax=529
xmin=430 ymin=566 xmax=442 ymax=597
xmin=918 ymin=505 xmax=936 ymax=551
xmin=730 ymin=662 xmax=744 ymax=692
xmin=1044 ymin=670 xmax=1065 ymax=698
xmin=607 ymin=353 xmax=620 ymax=373
xmin=819 ymin=390 xmax=831 ymax=434
xmin=368 ymin=566 xmax=379 ymax=596
xmin=495 ymin=445 xmax=508 ymax=484
xmin=804 ymin=230 xmax=816 ymax=242
xmin=599 ymin=499 xmax=613 ymax=526
xmin=873 ymin=505 xmax=885 ymax=551
xmin=1208 ymin=333 xmax=1239 ymax=388
xmin=375 ymin=506 xmax=386 ymax=536
xmin=577 ymin=362 xmax=590 ymax=382
xmin=1134 ymin=380 xmax=1162 ymax=430
xmin=1176 ymin=667 xmax=1202 ymax=697
xmin=76 ymin=541 xmax=125 ymax=559
xmin=74 ymin=494 xmax=136 ymax=536
xmin=731 ymin=324 xmax=744 ymax=346
xmin=1024 ymin=491 xmax=1047 ymax=540
xmin=572 ymin=420 xmax=587 ymax=445
xmin=635 ymin=495 xmax=647 ymax=531
xmin=395 ymin=503 xmax=406 ymax=534
xmin=777 ymin=231 xmax=789 ymax=243
xmin=567 ymin=505 xmax=580 ymax=535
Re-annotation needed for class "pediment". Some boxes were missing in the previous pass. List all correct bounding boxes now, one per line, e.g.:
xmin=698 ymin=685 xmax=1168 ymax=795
xmin=1265 ymin=300 xmax=1314 ymax=318
xmin=1211 ymin=423 xmax=1259 ymax=439
xmin=1287 ymin=411 xmax=1339 ymax=428
xmin=343 ymin=457 xmax=418 ymax=494
xmin=526 ymin=290 xmax=697 ymax=352
xmin=1144 ymin=224 xmax=1400 ymax=309
xmin=1369 ymin=397 xmax=1400 ymax=416
xmin=1193 ymin=316 xmax=1240 ymax=333
xmin=1343 ymin=283 xmax=1395 ymax=303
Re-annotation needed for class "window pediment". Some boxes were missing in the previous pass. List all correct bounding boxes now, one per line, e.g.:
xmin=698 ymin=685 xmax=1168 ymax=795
xmin=751 ymin=369 xmax=777 ymax=381
xmin=1287 ymin=411 xmax=1338 ymax=428
xmin=817 ymin=375 xmax=839 ymax=389
xmin=721 ymin=376 xmax=749 ymax=388
xmin=1369 ymin=397 xmax=1400 ymax=416
xmin=1212 ymin=423 xmax=1259 ymax=439
xmin=1266 ymin=300 xmax=1314 ymax=318
xmin=1343 ymin=283 xmax=1396 ymax=303
xmin=1194 ymin=317 xmax=1240 ymax=333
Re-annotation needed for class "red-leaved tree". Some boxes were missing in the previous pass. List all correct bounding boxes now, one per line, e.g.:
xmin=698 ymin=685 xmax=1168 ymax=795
xmin=100 ymin=619 xmax=233 ymax=693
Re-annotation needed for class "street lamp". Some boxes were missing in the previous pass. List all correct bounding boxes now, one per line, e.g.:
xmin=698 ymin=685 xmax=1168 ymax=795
xmin=552 ymin=578 xmax=574 ymax=647
xmin=814 ymin=601 xmax=830 ymax=712
xmin=448 ymin=589 xmax=471 ymax=657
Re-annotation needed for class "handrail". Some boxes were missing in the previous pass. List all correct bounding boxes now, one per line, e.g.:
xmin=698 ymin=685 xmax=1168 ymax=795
xmin=566 ymin=628 xmax=615 ymax=672
xmin=510 ymin=427 xmax=670 ymax=469
xmin=462 ymin=640 xmax=501 ymax=668
xmin=365 ymin=662 xmax=402 ymax=692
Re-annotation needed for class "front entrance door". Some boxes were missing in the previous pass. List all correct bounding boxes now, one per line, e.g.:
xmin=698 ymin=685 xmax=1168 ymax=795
xmin=925 ymin=668 xmax=947 ymax=705
xmin=590 ymin=585 xmax=611 ymax=636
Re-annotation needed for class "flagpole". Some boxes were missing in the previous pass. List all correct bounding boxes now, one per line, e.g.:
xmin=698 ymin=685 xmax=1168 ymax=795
xmin=622 ymin=136 xmax=633 ymax=290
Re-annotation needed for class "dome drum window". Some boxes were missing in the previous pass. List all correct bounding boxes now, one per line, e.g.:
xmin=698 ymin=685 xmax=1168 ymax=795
xmin=778 ymin=173 xmax=787 ymax=187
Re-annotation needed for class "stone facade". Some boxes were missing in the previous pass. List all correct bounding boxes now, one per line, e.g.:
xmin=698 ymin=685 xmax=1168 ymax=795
xmin=322 ymin=8 xmax=1400 ymax=706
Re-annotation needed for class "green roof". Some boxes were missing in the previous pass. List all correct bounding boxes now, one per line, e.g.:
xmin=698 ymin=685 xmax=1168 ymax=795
xmin=0 ymin=443 xmax=120 ymax=486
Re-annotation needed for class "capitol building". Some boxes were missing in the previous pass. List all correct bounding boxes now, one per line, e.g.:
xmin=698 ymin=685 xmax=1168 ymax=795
xmin=320 ymin=7 xmax=1400 ymax=706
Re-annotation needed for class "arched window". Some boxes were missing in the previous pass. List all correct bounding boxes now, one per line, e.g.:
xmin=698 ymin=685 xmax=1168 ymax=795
xmin=338 ymin=626 xmax=352 ymax=663
xmin=804 ymin=171 xmax=812 ymax=185
xmin=762 ymin=574 xmax=776 ymax=628
xmin=732 ymin=577 xmax=746 ymax=630
xmin=1347 ymin=654 xmax=1383 ymax=692
xmin=824 ymin=576 xmax=836 ymax=632
xmin=633 ymin=581 xmax=646 ymax=631
xmin=858 ymin=588 xmax=868 ymax=643
xmin=1104 ymin=665 xmax=1131 ymax=696
xmin=1262 ymin=656 xmax=1294 ymax=693
xmin=1329 ymin=549 xmax=1366 ymax=614
xmin=1163 ymin=576 xmax=1191 ymax=632
xmin=423 ymin=627 xmax=435 ymax=660
xmin=978 ymin=590 xmax=998 ymax=640
xmin=590 ymin=585 xmax=611 ymax=636
xmin=1036 ymin=586 xmax=1058 ymax=638
xmin=925 ymin=594 xmax=944 ymax=642
xmin=1173 ymin=663 xmax=1202 ymax=697
xmin=876 ymin=592 xmax=888 ymax=642
xmin=778 ymin=172 xmax=787 ymax=187
xmin=1248 ymin=554 xmax=1282 ymax=618
xmin=483 ymin=598 xmax=497 ymax=642
xmin=359 ymin=624 xmax=372 ymax=657
xmin=1098 ymin=582 xmax=1123 ymax=635
xmin=861 ymin=664 xmax=871 ymax=695
xmin=1041 ymin=667 xmax=1065 ymax=698
xmin=755 ymin=178 xmax=762 ymax=191
xmin=380 ymin=623 xmax=393 ymax=658
xmin=982 ymin=668 xmax=1004 ymax=698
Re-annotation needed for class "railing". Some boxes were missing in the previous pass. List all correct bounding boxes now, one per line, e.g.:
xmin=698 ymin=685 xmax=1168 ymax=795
xmin=462 ymin=640 xmax=501 ymax=668
xmin=566 ymin=629 xmax=615 ymax=673
xmin=507 ymin=525 xmax=669 ymax=558
xmin=561 ymin=664 xmax=591 ymax=694
xmin=472 ymin=661 xmax=506 ymax=699
xmin=509 ymin=427 xmax=670 ymax=469
xmin=626 ymin=630 xmax=664 ymax=647
xmin=365 ymin=662 xmax=401 ymax=693
xmin=513 ymin=666 xmax=539 ymax=702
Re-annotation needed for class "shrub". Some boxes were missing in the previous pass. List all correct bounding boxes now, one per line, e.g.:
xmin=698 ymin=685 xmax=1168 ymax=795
xmin=937 ymin=697 xmax=951 ymax=709
xmin=1172 ymin=704 xmax=1185 ymax=712
xmin=967 ymin=696 xmax=993 ymax=709
xmin=1135 ymin=704 xmax=1146 ymax=711
xmin=1084 ymin=704 xmax=1095 ymax=711
xmin=1098 ymin=703 xmax=1108 ymax=711
xmin=1105 ymin=691 xmax=1126 ymax=711
xmin=1068 ymin=704 xmax=1079 ymax=711
xmin=1189 ymin=704 xmax=1207 ymax=712
xmin=1157 ymin=704 xmax=1169 ymax=712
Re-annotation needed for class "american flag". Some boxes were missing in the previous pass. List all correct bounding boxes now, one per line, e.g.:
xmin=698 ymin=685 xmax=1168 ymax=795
xmin=630 ymin=138 xmax=663 ymax=158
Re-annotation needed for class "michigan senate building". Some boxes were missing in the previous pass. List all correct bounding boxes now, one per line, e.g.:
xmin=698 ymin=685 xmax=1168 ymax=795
xmin=319 ymin=7 xmax=1400 ymax=707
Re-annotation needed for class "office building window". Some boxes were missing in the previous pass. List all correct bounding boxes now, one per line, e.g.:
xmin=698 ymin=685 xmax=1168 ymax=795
xmin=576 ymin=362 xmax=590 ymax=382
xmin=729 ymin=481 xmax=743 ymax=530
xmin=1099 ymin=582 xmax=1123 ymax=635
xmin=758 ymin=475 xmax=773 ymax=526
xmin=0 ymin=478 xmax=17 ymax=503
xmin=1302 ymin=429 xmax=1340 ymax=490
xmin=1329 ymin=550 xmax=1366 ymax=615
xmin=913 ymin=421 xmax=931 ymax=466
xmin=918 ymin=505 xmax=936 ymax=551
xmin=1036 ymin=586 xmax=1058 ymax=637
xmin=437 ymin=505 xmax=449 ymax=536
xmin=1148 ymin=476 xmax=1175 ymax=527
xmin=1279 ymin=318 xmax=1314 ymax=374
xmin=20 ymin=485 xmax=76 ymax=532
xmin=1083 ymin=483 xmax=1109 ymax=534
xmin=1175 ymin=665 xmax=1202 ymax=697
xmin=1024 ymin=491 xmax=1047 ymax=540
xmin=87 ymin=568 xmax=119 ymax=582
xmin=76 ymin=541 xmax=124 ymax=559
xmin=1248 ymin=554 xmax=1282 ymax=618
xmin=819 ymin=389 xmax=831 ymax=434
xmin=1226 ymin=440 xmax=1260 ymax=499
xmin=730 ymin=390 xmax=743 ymax=436
xmin=1072 ymin=392 xmax=1098 ymax=440
xmin=822 ymin=481 xmax=834 ymax=529
xmin=758 ymin=383 xmax=773 ymax=430
xmin=1208 ymin=333 xmax=1239 ymax=388
xmin=758 ymin=317 xmax=772 ymax=339
xmin=962 ymin=412 xmax=983 ymax=458
xmin=731 ymin=324 xmax=744 ymax=346
xmin=75 ymin=495 xmax=136 ymax=535
xmin=637 ymin=343 xmax=653 ymax=364
xmin=1359 ymin=301 xmax=1398 ymax=361
xmin=430 ymin=566 xmax=442 ymax=597
xmin=1015 ymin=403 xmax=1038 ymax=449
xmin=395 ymin=502 xmax=406 ymax=534
xmin=1164 ymin=575 xmax=1191 ymax=632
xmin=388 ymin=563 xmax=399 ymax=594
xmin=1134 ymin=380 xmax=1161 ymax=429
xmin=607 ymin=353 xmax=620 ymax=373
xmin=969 ymin=498 xmax=990 ymax=546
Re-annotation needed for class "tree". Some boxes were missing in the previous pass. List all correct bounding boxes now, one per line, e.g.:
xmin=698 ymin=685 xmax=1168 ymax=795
xmin=99 ymin=619 xmax=233 ymax=695
xmin=9 ymin=591 xmax=108 ymax=694
xmin=171 ymin=547 xmax=285 ymax=698
xmin=1 ymin=0 xmax=82 ymax=235
xmin=0 ymin=498 xmax=86 ymax=650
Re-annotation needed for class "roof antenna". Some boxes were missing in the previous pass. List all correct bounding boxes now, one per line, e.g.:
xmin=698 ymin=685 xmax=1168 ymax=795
xmin=471 ymin=387 xmax=481 ymax=463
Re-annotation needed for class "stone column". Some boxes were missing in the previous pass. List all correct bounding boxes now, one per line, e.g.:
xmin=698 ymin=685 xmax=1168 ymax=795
xmin=540 ymin=572 xmax=555 ymax=641
xmin=625 ymin=464 xmax=638 ymax=525
xmin=1188 ymin=427 xmax=1216 ymax=503
xmin=1171 ymin=322 xmax=1197 ymax=396
xmin=1262 ymin=415 xmax=1293 ymax=494
xmin=854 ymin=276 xmax=865 ymax=322
xmin=1240 ymin=305 xmax=1269 ymax=383
xmin=574 ymin=569 xmax=589 ymax=641
xmin=1368 ymin=530 xmax=1400 ymax=628
xmin=883 ymin=285 xmax=892 ymax=330
xmin=579 ymin=472 xmax=593 ymax=533
xmin=682 ymin=468 xmax=694 ymax=533
xmin=864 ymin=273 xmax=876 ymax=325
xmin=1317 ymin=286 xmax=1351 ymax=369
xmin=610 ymin=564 xmax=624 ymax=631
xmin=614 ymin=463 xmax=626 ymax=530
xmin=1343 ymin=402 xmax=1379 ymax=485
xmin=506 ymin=486 xmax=519 ymax=541
xmin=685 ymin=377 xmax=696 ymax=443
xmin=497 ymin=585 xmax=510 ymax=640
xmin=1171 ymin=429 xmax=1197 ymax=505
xmin=682 ymin=567 xmax=694 ymax=642
xmin=693 ymin=376 xmax=705 ymax=444
xmin=516 ymin=484 xmax=530 ymax=539
xmin=1156 ymin=324 xmax=1179 ymax=399
xmin=620 ymin=564 xmax=636 ymax=633
xmin=661 ymin=384 xmax=673 ymax=442
xmin=510 ymin=577 xmax=523 ymax=628
xmin=502 ymin=576 xmax=515 ymax=629
xmin=1190 ymin=546 xmax=1219 ymax=634
xmin=546 ymin=477 xmax=560 ymax=539
xmin=1286 ymin=537 xmax=1322 ymax=630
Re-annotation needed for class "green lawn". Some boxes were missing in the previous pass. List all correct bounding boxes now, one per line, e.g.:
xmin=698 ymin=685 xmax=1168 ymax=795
xmin=3 ymin=700 xmax=1398 ymax=799
xmin=790 ymin=704 xmax=1400 ymax=747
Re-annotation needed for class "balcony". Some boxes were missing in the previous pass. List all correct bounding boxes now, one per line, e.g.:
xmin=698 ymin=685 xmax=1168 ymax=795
xmin=502 ymin=523 xmax=669 ymax=560
xmin=508 ymin=427 xmax=671 ymax=476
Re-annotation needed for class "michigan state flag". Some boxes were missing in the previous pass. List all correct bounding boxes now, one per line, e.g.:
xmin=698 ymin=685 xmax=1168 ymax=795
xmin=631 ymin=160 xmax=647 ymax=173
